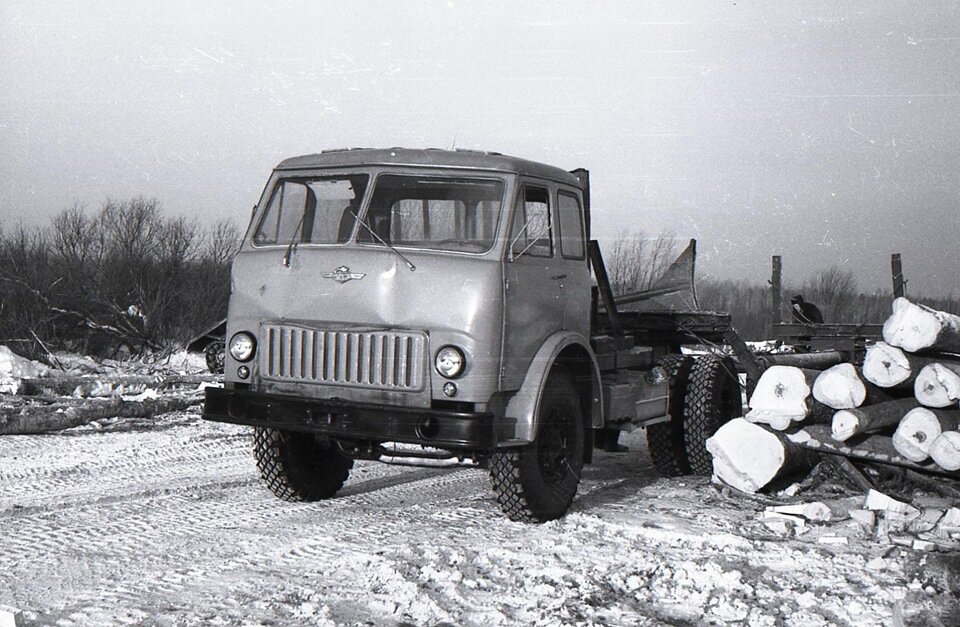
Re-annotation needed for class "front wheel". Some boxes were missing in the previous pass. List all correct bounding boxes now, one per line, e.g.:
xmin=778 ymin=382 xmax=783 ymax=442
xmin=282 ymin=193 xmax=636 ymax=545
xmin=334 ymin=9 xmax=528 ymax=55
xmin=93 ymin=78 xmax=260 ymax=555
xmin=489 ymin=369 xmax=585 ymax=522
xmin=253 ymin=428 xmax=353 ymax=501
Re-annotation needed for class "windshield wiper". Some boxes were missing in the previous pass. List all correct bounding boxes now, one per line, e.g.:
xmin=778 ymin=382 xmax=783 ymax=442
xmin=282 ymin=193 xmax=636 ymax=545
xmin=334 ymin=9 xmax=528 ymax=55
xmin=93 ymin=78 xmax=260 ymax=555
xmin=282 ymin=212 xmax=307 ymax=268
xmin=349 ymin=209 xmax=416 ymax=272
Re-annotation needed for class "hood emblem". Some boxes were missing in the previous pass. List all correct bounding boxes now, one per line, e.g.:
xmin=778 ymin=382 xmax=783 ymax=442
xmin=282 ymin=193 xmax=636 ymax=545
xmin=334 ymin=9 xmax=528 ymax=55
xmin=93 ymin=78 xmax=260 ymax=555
xmin=322 ymin=265 xmax=366 ymax=284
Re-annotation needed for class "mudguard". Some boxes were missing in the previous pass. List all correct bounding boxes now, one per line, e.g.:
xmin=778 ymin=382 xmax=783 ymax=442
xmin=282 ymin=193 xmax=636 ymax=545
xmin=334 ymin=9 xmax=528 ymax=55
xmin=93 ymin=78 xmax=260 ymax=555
xmin=501 ymin=331 xmax=603 ymax=444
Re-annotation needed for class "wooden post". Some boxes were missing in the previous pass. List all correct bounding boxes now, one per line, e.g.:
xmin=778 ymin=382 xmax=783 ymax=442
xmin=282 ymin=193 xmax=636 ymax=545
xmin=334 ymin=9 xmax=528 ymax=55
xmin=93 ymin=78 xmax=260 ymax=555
xmin=891 ymin=253 xmax=905 ymax=298
xmin=770 ymin=256 xmax=782 ymax=335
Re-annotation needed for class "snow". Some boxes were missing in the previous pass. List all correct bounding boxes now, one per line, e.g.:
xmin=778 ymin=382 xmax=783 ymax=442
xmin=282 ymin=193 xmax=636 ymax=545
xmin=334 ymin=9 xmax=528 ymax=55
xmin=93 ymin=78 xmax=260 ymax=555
xmin=0 ymin=346 xmax=49 ymax=395
xmin=0 ymin=358 xmax=958 ymax=624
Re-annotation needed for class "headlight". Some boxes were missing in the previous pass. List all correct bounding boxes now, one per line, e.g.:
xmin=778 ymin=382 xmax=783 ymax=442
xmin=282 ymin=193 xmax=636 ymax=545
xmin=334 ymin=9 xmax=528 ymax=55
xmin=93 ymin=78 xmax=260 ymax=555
xmin=229 ymin=332 xmax=256 ymax=362
xmin=435 ymin=346 xmax=465 ymax=379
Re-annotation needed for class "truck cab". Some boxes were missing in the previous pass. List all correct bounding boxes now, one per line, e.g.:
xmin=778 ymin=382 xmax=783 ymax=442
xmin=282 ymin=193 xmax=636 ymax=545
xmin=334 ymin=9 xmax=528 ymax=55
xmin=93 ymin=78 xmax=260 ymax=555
xmin=204 ymin=148 xmax=739 ymax=522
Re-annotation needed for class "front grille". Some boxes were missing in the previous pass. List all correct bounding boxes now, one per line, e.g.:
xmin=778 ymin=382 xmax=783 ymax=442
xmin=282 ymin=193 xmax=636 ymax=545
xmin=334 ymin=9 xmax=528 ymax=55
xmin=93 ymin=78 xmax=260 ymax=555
xmin=261 ymin=324 xmax=427 ymax=390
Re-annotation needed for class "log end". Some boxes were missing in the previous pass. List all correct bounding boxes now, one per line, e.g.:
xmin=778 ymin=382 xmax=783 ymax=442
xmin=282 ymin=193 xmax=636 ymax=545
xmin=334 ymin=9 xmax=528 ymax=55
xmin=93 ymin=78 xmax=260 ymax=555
xmin=813 ymin=363 xmax=866 ymax=410
xmin=706 ymin=418 xmax=788 ymax=493
xmin=914 ymin=364 xmax=960 ymax=409
xmin=862 ymin=342 xmax=910 ymax=388
xmin=883 ymin=297 xmax=940 ymax=353
xmin=831 ymin=410 xmax=860 ymax=442
xmin=929 ymin=431 xmax=960 ymax=471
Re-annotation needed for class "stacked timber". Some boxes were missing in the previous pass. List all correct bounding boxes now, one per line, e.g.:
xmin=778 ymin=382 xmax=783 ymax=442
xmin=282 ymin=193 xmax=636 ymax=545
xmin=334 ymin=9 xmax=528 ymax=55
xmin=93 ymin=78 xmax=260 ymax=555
xmin=708 ymin=297 xmax=960 ymax=491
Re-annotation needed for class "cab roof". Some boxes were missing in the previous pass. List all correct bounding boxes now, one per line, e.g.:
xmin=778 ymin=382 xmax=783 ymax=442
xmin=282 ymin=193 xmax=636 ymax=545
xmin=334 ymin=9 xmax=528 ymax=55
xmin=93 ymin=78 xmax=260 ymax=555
xmin=275 ymin=148 xmax=582 ymax=187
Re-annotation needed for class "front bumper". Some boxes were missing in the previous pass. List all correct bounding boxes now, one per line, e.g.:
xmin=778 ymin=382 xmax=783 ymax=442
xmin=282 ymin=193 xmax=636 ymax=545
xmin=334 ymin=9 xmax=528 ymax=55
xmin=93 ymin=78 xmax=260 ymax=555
xmin=203 ymin=387 xmax=496 ymax=450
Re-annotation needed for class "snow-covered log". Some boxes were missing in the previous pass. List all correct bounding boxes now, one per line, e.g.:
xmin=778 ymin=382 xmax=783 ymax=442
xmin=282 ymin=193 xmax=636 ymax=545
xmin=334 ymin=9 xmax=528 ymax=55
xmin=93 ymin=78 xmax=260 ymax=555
xmin=18 ymin=374 xmax=216 ymax=398
xmin=892 ymin=407 xmax=960 ymax=462
xmin=882 ymin=297 xmax=960 ymax=353
xmin=812 ymin=363 xmax=891 ymax=410
xmin=745 ymin=366 xmax=831 ymax=430
xmin=831 ymin=398 xmax=920 ymax=442
xmin=706 ymin=418 xmax=819 ymax=493
xmin=862 ymin=342 xmax=939 ymax=390
xmin=929 ymin=431 xmax=960 ymax=471
xmin=914 ymin=363 xmax=960 ymax=408
xmin=0 ymin=395 xmax=200 ymax=435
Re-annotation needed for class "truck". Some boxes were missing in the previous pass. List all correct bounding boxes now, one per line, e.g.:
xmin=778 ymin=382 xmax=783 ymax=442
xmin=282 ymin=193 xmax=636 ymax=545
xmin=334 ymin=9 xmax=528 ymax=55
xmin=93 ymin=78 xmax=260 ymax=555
xmin=202 ymin=148 xmax=743 ymax=522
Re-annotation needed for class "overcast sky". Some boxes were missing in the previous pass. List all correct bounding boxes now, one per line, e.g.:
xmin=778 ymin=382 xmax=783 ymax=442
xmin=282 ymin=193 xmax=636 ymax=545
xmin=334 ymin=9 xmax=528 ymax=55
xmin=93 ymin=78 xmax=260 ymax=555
xmin=2 ymin=1 xmax=959 ymax=296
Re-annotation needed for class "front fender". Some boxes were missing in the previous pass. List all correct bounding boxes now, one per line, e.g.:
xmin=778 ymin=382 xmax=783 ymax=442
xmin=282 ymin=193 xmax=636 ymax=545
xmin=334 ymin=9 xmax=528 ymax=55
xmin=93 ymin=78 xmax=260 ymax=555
xmin=500 ymin=331 xmax=603 ymax=444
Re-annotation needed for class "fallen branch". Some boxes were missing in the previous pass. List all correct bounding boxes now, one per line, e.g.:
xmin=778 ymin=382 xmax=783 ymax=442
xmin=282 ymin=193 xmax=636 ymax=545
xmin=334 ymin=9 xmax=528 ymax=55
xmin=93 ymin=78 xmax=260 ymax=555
xmin=18 ymin=375 xmax=218 ymax=397
xmin=0 ymin=394 xmax=201 ymax=435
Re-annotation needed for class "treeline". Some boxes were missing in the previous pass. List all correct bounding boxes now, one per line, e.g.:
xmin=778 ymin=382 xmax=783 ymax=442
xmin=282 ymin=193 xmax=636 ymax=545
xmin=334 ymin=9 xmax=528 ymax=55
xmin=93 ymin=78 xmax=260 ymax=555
xmin=0 ymin=197 xmax=240 ymax=360
xmin=606 ymin=231 xmax=959 ymax=340
xmin=697 ymin=270 xmax=959 ymax=340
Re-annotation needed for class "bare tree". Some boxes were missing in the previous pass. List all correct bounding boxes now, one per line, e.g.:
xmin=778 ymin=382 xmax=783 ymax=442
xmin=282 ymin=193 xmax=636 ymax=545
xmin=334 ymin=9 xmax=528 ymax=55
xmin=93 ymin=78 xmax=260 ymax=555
xmin=606 ymin=230 xmax=683 ymax=296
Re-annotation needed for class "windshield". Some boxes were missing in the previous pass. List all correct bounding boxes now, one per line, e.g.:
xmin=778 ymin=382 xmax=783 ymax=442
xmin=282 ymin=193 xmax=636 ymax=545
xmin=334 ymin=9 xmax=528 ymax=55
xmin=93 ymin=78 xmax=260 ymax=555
xmin=358 ymin=175 xmax=504 ymax=253
xmin=253 ymin=175 xmax=369 ymax=246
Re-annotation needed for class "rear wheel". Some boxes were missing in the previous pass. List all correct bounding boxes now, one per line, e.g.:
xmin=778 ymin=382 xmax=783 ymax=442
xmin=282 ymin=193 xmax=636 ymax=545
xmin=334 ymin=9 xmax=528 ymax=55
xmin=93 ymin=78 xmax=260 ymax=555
xmin=489 ymin=369 xmax=584 ymax=522
xmin=253 ymin=427 xmax=353 ymax=501
xmin=645 ymin=355 xmax=693 ymax=477
xmin=683 ymin=356 xmax=743 ymax=475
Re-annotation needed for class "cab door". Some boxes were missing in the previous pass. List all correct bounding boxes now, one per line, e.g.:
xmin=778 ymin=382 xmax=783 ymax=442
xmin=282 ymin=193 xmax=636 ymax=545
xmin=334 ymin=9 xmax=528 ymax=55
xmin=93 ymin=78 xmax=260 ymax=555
xmin=501 ymin=183 xmax=563 ymax=390
xmin=554 ymin=188 xmax=591 ymax=338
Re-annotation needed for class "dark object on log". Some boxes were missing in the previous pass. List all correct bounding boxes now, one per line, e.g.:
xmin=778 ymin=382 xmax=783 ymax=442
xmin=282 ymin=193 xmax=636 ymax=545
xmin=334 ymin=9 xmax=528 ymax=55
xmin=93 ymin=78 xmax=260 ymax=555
xmin=790 ymin=294 xmax=823 ymax=324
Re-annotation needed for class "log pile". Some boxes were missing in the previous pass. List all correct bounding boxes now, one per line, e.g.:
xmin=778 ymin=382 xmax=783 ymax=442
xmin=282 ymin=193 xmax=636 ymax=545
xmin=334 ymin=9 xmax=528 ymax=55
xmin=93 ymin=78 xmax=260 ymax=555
xmin=708 ymin=297 xmax=960 ymax=492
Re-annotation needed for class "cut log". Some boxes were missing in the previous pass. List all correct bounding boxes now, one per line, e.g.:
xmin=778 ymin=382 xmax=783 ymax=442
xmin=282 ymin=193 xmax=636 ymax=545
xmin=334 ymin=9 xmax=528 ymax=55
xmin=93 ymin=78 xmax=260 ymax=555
xmin=831 ymin=398 xmax=920 ymax=442
xmin=882 ymin=297 xmax=960 ymax=353
xmin=892 ymin=407 xmax=960 ymax=462
xmin=862 ymin=342 xmax=940 ymax=390
xmin=18 ymin=374 xmax=218 ymax=398
xmin=705 ymin=417 xmax=819 ymax=493
xmin=0 ymin=394 xmax=200 ymax=435
xmin=914 ymin=363 xmax=960 ymax=408
xmin=813 ymin=363 xmax=892 ymax=410
xmin=929 ymin=431 xmax=960 ymax=471
xmin=745 ymin=366 xmax=831 ymax=430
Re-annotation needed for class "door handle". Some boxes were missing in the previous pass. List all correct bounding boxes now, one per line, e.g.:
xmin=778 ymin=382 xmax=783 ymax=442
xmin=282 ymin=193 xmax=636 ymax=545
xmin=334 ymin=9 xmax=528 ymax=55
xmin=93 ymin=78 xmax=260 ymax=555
xmin=551 ymin=274 xmax=568 ymax=280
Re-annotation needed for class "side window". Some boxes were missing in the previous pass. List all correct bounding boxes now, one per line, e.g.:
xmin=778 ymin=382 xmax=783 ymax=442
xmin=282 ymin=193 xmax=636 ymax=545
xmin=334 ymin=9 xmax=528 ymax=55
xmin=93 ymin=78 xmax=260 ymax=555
xmin=557 ymin=191 xmax=585 ymax=260
xmin=509 ymin=186 xmax=553 ymax=259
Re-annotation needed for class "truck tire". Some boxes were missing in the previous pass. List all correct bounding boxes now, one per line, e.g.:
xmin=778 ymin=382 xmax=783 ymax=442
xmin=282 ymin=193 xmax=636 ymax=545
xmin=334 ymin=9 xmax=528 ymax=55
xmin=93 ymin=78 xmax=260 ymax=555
xmin=489 ymin=369 xmax=584 ymax=522
xmin=253 ymin=427 xmax=353 ymax=501
xmin=645 ymin=355 xmax=693 ymax=477
xmin=683 ymin=356 xmax=743 ymax=475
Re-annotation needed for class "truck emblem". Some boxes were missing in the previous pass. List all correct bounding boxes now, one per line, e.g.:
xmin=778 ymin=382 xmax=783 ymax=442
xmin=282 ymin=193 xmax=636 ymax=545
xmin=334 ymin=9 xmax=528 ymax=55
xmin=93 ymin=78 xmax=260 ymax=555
xmin=322 ymin=266 xmax=365 ymax=284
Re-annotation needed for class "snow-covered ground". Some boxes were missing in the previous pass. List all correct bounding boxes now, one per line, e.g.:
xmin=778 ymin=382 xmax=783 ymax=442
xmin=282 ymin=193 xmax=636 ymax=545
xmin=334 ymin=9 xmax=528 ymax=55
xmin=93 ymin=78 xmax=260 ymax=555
xmin=1 ymin=406 xmax=958 ymax=626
